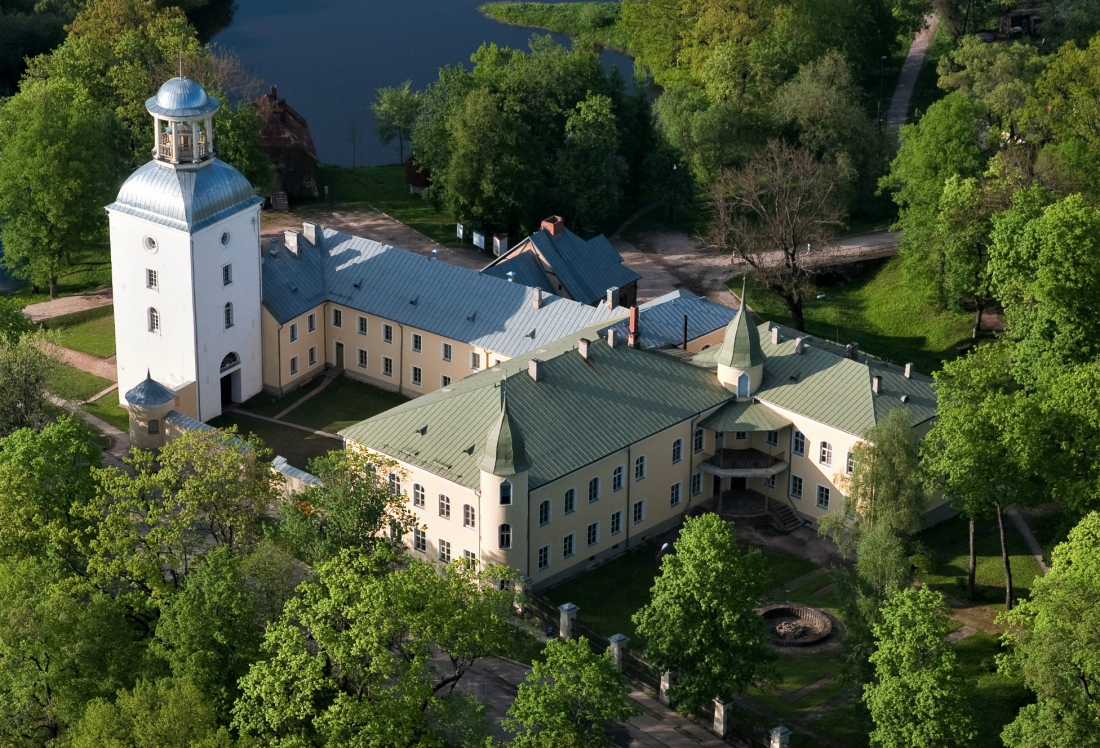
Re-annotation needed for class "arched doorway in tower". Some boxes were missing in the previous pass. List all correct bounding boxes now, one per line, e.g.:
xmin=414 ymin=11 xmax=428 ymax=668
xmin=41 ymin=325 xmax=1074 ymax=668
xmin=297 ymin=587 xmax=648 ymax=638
xmin=220 ymin=352 xmax=241 ymax=406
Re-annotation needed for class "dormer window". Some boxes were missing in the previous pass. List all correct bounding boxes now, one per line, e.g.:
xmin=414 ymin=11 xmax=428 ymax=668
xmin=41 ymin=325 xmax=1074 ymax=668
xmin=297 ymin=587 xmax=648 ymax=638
xmin=737 ymin=371 xmax=750 ymax=397
xmin=499 ymin=480 xmax=512 ymax=506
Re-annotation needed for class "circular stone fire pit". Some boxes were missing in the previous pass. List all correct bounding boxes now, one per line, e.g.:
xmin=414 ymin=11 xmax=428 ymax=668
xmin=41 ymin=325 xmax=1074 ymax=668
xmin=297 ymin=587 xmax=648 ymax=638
xmin=758 ymin=603 xmax=833 ymax=647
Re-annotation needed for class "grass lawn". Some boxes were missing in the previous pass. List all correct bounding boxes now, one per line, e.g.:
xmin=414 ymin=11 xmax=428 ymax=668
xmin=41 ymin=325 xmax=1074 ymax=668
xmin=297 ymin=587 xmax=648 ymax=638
xmin=310 ymin=165 xmax=464 ymax=248
xmin=208 ymin=412 xmax=342 ymax=471
xmin=814 ymin=697 xmax=872 ymax=748
xmin=46 ymin=307 xmax=116 ymax=358
xmin=954 ymin=632 xmax=1033 ymax=748
xmin=733 ymin=257 xmax=975 ymax=373
xmin=282 ymin=376 xmax=409 ymax=434
xmin=748 ymin=649 xmax=850 ymax=719
xmin=1 ymin=245 xmax=112 ymax=306
xmin=47 ymin=363 xmax=113 ymax=403
xmin=81 ymin=390 xmax=129 ymax=432
xmin=237 ymin=377 xmax=329 ymax=419
xmin=917 ymin=515 xmax=1044 ymax=611
xmin=763 ymin=551 xmax=820 ymax=592
xmin=480 ymin=2 xmax=633 ymax=54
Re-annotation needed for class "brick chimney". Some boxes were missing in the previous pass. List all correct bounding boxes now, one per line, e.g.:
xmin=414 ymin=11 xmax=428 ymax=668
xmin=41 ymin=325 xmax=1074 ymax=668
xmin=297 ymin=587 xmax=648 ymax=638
xmin=532 ymin=288 xmax=543 ymax=310
xmin=541 ymin=216 xmax=565 ymax=236
xmin=578 ymin=338 xmax=590 ymax=359
xmin=628 ymin=306 xmax=640 ymax=348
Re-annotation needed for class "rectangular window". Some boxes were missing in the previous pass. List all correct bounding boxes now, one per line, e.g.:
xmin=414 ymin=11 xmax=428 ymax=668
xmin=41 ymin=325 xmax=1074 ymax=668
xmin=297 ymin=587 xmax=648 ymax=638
xmin=846 ymin=451 xmax=856 ymax=475
xmin=634 ymin=455 xmax=646 ymax=481
xmin=766 ymin=430 xmax=779 ymax=447
xmin=463 ymin=549 xmax=477 ymax=566
xmin=587 ymin=522 xmax=599 ymax=547
xmin=563 ymin=533 xmax=575 ymax=559
xmin=389 ymin=473 xmax=401 ymax=495
xmin=612 ymin=466 xmax=624 ymax=492
xmin=383 ymin=357 xmax=393 ymax=377
xmin=442 ymin=342 xmax=452 ymax=362
xmin=588 ymin=477 xmax=600 ymax=504
xmin=441 ymin=375 xmax=451 ymax=387
xmin=438 ymin=494 xmax=450 ymax=519
xmin=307 ymin=313 xmax=316 ymax=333
xmin=691 ymin=472 xmax=702 ymax=496
xmin=357 ymin=349 xmax=367 ymax=368
xmin=471 ymin=351 xmax=481 ymax=370
xmin=411 ymin=366 xmax=422 ymax=387
xmin=357 ymin=316 xmax=368 ymax=335
xmin=670 ymin=482 xmax=682 ymax=507
xmin=308 ymin=346 xmax=317 ymax=366
xmin=222 ymin=263 xmax=232 ymax=286
xmin=412 ymin=484 xmax=425 ymax=508
xmin=820 ymin=442 xmax=833 ymax=466
xmin=790 ymin=475 xmax=804 ymax=500
xmin=633 ymin=500 xmax=645 ymax=525
xmin=539 ymin=500 xmax=551 ymax=527
xmin=764 ymin=474 xmax=776 ymax=489
xmin=693 ymin=429 xmax=705 ymax=454
xmin=412 ymin=333 xmax=422 ymax=352
xmin=413 ymin=528 xmax=426 ymax=553
xmin=564 ymin=488 xmax=576 ymax=514
xmin=332 ymin=309 xmax=342 ymax=328
xmin=383 ymin=324 xmax=393 ymax=343
xmin=289 ymin=322 xmax=298 ymax=343
xmin=538 ymin=545 xmax=550 ymax=571
xmin=289 ymin=355 xmax=299 ymax=376
xmin=610 ymin=510 xmax=623 ymax=536
xmin=463 ymin=504 xmax=475 ymax=528
xmin=146 ymin=269 xmax=158 ymax=289
xmin=816 ymin=485 xmax=831 ymax=510
xmin=734 ymin=431 xmax=747 ymax=440
xmin=439 ymin=539 xmax=451 ymax=563
xmin=792 ymin=430 xmax=806 ymax=457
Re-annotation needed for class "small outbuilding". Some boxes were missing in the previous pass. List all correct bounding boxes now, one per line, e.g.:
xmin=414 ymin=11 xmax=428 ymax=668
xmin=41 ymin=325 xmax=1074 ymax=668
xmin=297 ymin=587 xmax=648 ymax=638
xmin=252 ymin=85 xmax=319 ymax=201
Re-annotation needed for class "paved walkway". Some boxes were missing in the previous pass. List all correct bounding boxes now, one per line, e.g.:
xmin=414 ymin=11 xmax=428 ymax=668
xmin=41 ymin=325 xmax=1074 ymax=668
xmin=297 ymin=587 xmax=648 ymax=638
xmin=1006 ymin=506 xmax=1049 ymax=574
xmin=46 ymin=343 xmax=116 ymax=381
xmin=229 ymin=407 xmax=342 ymax=440
xmin=24 ymin=288 xmax=113 ymax=322
xmin=885 ymin=14 xmax=940 ymax=131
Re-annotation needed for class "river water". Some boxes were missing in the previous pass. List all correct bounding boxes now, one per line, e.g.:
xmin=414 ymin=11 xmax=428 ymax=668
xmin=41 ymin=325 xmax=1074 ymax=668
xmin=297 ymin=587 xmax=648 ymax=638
xmin=211 ymin=0 xmax=633 ymax=167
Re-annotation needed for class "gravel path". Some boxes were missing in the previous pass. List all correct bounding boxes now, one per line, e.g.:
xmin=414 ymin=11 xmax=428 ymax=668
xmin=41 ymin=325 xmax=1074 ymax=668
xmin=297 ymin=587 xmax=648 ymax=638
xmin=885 ymin=14 xmax=940 ymax=131
xmin=24 ymin=288 xmax=113 ymax=323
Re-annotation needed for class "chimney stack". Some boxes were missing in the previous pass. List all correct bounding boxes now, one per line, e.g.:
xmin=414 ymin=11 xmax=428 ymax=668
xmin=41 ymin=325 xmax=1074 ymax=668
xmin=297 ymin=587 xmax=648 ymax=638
xmin=628 ymin=306 xmax=641 ymax=349
xmin=770 ymin=326 xmax=780 ymax=345
xmin=904 ymin=362 xmax=913 ymax=379
xmin=872 ymin=375 xmax=882 ymax=394
xmin=284 ymin=230 xmax=300 ymax=257
xmin=528 ymin=358 xmax=543 ymax=381
xmin=532 ymin=288 xmax=543 ymax=309
xmin=578 ymin=338 xmax=590 ymax=360
xmin=794 ymin=337 xmax=805 ymax=354
xmin=302 ymin=222 xmax=319 ymax=246
xmin=683 ymin=314 xmax=689 ymax=350
xmin=606 ymin=286 xmax=620 ymax=310
xmin=607 ymin=328 xmax=618 ymax=347
xmin=845 ymin=342 xmax=859 ymax=360
xmin=541 ymin=216 xmax=565 ymax=237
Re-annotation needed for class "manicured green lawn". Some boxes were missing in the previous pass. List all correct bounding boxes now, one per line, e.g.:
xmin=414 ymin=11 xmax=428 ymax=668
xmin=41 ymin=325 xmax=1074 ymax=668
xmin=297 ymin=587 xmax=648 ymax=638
xmin=237 ymin=377 xmax=329 ymax=418
xmin=281 ymin=376 xmax=409 ymax=434
xmin=480 ymin=2 xmax=633 ymax=54
xmin=312 ymin=165 xmax=465 ymax=248
xmin=81 ymin=390 xmax=129 ymax=432
xmin=814 ymin=697 xmax=872 ymax=748
xmin=764 ymin=551 xmax=820 ymax=593
xmin=748 ymin=649 xmax=849 ymax=718
xmin=734 ymin=257 xmax=975 ymax=373
xmin=47 ymin=363 xmax=114 ymax=403
xmin=208 ymin=413 xmax=342 ymax=471
xmin=48 ymin=307 xmax=116 ymax=358
xmin=1 ymin=245 xmax=112 ymax=306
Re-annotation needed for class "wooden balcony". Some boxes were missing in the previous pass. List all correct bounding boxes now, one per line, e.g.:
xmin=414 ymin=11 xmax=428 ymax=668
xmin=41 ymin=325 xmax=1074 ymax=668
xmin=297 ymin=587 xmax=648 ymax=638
xmin=700 ymin=448 xmax=788 ymax=478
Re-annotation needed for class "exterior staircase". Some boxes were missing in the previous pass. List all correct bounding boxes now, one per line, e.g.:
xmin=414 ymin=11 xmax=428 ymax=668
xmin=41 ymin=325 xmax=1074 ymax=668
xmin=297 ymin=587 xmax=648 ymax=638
xmin=768 ymin=502 xmax=802 ymax=533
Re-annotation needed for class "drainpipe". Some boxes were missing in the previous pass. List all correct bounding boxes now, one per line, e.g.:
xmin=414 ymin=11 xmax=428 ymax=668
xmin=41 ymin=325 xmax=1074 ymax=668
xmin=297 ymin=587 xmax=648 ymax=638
xmin=624 ymin=444 xmax=632 ymax=548
xmin=683 ymin=414 xmax=703 ymax=518
xmin=396 ymin=322 xmax=404 ymax=395
xmin=276 ymin=322 xmax=282 ymax=395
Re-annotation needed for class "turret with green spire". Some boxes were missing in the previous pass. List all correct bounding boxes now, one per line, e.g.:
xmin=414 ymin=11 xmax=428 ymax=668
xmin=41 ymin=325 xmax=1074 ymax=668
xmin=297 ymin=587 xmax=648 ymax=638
xmin=480 ymin=381 xmax=530 ymax=475
xmin=713 ymin=283 xmax=766 ymax=397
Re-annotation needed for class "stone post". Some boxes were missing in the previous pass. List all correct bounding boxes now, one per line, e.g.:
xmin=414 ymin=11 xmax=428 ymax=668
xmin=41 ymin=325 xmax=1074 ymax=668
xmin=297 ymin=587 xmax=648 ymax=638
xmin=769 ymin=726 xmax=792 ymax=748
xmin=608 ymin=634 xmax=629 ymax=671
xmin=514 ymin=575 xmax=531 ymax=616
xmin=659 ymin=670 xmax=675 ymax=705
xmin=558 ymin=602 xmax=578 ymax=640
xmin=713 ymin=698 xmax=733 ymax=737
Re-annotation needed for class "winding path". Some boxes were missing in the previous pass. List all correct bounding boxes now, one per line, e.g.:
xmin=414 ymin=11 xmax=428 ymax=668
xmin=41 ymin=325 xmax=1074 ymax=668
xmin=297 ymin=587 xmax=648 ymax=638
xmin=885 ymin=14 xmax=940 ymax=131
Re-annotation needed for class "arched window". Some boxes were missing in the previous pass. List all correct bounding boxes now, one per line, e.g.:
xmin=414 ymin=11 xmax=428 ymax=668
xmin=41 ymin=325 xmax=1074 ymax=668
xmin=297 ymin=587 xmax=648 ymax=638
xmin=499 ymin=480 xmax=512 ymax=506
xmin=148 ymin=419 xmax=159 ymax=435
xmin=672 ymin=438 xmax=683 ymax=464
xmin=498 ymin=523 xmax=512 ymax=549
xmin=588 ymin=477 xmax=600 ymax=503
xmin=819 ymin=442 xmax=833 ymax=466
xmin=220 ymin=352 xmax=240 ymax=372
xmin=438 ymin=494 xmax=450 ymax=518
xmin=463 ymin=504 xmax=475 ymax=528
xmin=224 ymin=302 xmax=234 ymax=329
xmin=737 ymin=371 xmax=750 ymax=397
xmin=693 ymin=428 xmax=705 ymax=454
xmin=634 ymin=455 xmax=647 ymax=481
xmin=148 ymin=307 xmax=160 ymax=333
xmin=539 ymin=500 xmax=551 ymax=527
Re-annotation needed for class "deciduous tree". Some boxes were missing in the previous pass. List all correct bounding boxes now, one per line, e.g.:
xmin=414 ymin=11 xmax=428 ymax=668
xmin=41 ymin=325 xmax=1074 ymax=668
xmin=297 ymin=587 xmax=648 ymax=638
xmin=556 ymin=92 xmax=623 ymax=231
xmin=373 ymin=79 xmax=422 ymax=164
xmin=632 ymin=513 xmax=773 ymax=716
xmin=0 ymin=331 xmax=57 ymax=435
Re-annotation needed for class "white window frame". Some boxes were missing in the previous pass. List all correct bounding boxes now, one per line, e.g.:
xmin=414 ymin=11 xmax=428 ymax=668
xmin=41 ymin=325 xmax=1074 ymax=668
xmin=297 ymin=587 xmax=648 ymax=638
xmin=610 ymin=510 xmax=623 ymax=536
xmin=383 ymin=324 xmax=393 ymax=343
xmin=463 ymin=504 xmax=475 ymax=529
xmin=441 ymin=374 xmax=451 ymax=387
xmin=438 ymin=493 xmax=450 ymax=519
xmin=289 ymin=322 xmax=298 ymax=343
xmin=357 ymin=315 xmax=368 ymax=335
xmin=224 ymin=302 xmax=234 ymax=329
xmin=588 ymin=477 xmax=600 ymax=503
xmin=846 ymin=451 xmax=856 ymax=475
xmin=691 ymin=472 xmax=702 ymax=496
xmin=816 ymin=485 xmax=831 ymax=510
xmin=672 ymin=438 xmax=683 ymax=464
xmin=693 ymin=428 xmax=705 ymax=454
xmin=332 ymin=308 xmax=342 ymax=328
xmin=792 ymin=430 xmax=806 ymax=457
xmin=222 ymin=263 xmax=232 ymax=286
xmin=148 ymin=307 xmax=160 ymax=333
xmin=470 ymin=351 xmax=481 ymax=370
xmin=411 ymin=333 xmax=423 ymax=353
xmin=633 ymin=499 xmax=646 ymax=525
xmin=146 ymin=268 xmax=158 ymax=290
xmin=586 ymin=521 xmax=599 ymax=547
xmin=498 ymin=523 xmax=512 ymax=549
xmin=289 ymin=355 xmax=299 ymax=376
xmin=411 ymin=365 xmax=423 ymax=387
xmin=612 ymin=466 xmax=624 ymax=492
xmin=766 ymin=430 xmax=779 ymax=447
xmin=439 ymin=539 xmax=451 ymax=563
xmin=389 ymin=473 xmax=401 ymax=495
xmin=564 ymin=488 xmax=576 ymax=514
xmin=413 ymin=527 xmax=426 ymax=553
xmin=563 ymin=532 xmax=575 ymax=559
xmin=634 ymin=455 xmax=647 ymax=482
xmin=764 ymin=474 xmax=776 ymax=489
xmin=670 ymin=482 xmax=682 ymax=506
xmin=820 ymin=442 xmax=833 ymax=467
xmin=307 ymin=312 xmax=316 ymax=333
xmin=463 ymin=549 xmax=477 ymax=567
xmin=442 ymin=342 xmax=452 ymax=362
xmin=382 ymin=356 xmax=393 ymax=377
xmin=790 ymin=474 xmax=803 ymax=500
xmin=412 ymin=483 xmax=425 ymax=508
xmin=308 ymin=346 xmax=317 ymax=366
xmin=357 ymin=348 xmax=368 ymax=369
xmin=734 ymin=431 xmax=747 ymax=440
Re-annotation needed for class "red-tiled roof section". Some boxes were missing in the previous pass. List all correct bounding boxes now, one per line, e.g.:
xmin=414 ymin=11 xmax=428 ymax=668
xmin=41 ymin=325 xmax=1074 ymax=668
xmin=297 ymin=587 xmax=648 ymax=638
xmin=252 ymin=85 xmax=318 ymax=161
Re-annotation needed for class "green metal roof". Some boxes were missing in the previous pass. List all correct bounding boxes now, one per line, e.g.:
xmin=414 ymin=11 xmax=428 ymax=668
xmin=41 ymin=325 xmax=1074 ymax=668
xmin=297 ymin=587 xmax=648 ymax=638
xmin=479 ymin=394 xmax=531 ymax=475
xmin=714 ymin=301 xmax=765 ymax=369
xmin=698 ymin=400 xmax=792 ymax=433
xmin=340 ymin=334 xmax=734 ymax=490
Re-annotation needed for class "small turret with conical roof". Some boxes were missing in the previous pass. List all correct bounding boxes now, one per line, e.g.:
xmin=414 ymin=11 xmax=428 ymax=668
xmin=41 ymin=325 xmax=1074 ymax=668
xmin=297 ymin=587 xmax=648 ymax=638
xmin=479 ymin=380 xmax=530 ymax=578
xmin=715 ymin=284 xmax=766 ymax=397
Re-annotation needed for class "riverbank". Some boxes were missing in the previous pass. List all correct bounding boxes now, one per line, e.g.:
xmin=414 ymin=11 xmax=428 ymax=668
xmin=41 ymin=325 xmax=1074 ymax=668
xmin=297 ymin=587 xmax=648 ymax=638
xmin=479 ymin=2 xmax=634 ymax=56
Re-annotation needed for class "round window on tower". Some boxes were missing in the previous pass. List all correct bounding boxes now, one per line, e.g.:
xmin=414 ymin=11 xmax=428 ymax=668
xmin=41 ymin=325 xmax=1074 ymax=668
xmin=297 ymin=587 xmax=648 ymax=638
xmin=220 ymin=231 xmax=231 ymax=247
xmin=143 ymin=236 xmax=158 ymax=253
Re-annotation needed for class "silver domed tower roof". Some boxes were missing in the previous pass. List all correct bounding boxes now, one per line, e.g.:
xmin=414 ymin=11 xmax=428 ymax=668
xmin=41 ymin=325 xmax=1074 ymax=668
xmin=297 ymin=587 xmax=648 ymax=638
xmin=145 ymin=77 xmax=220 ymax=118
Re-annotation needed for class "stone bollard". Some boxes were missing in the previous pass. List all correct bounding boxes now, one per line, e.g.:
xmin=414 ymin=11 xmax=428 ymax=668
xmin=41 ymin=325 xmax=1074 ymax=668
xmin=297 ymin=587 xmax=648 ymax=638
xmin=769 ymin=726 xmax=792 ymax=748
xmin=608 ymin=634 xmax=629 ymax=671
xmin=515 ymin=575 xmax=531 ymax=616
xmin=558 ymin=603 xmax=578 ymax=640
xmin=713 ymin=698 xmax=733 ymax=737
xmin=659 ymin=670 xmax=675 ymax=705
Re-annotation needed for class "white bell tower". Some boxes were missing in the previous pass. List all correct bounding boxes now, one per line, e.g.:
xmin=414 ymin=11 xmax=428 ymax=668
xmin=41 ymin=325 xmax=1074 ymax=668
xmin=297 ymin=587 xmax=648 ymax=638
xmin=106 ymin=76 xmax=265 ymax=423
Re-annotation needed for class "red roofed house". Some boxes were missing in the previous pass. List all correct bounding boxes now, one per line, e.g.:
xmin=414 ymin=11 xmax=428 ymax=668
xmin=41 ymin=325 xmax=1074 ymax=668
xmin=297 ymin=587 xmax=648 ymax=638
xmin=252 ymin=85 xmax=319 ymax=202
